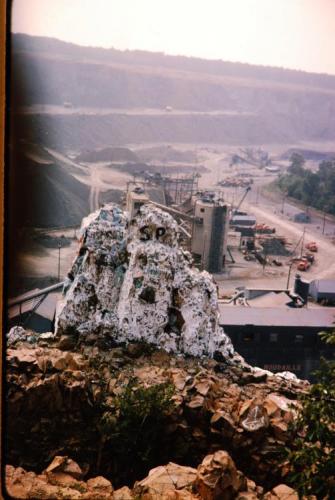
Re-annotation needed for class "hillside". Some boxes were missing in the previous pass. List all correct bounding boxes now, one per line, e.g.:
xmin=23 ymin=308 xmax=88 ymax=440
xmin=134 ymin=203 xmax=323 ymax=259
xmin=10 ymin=34 xmax=335 ymax=147
xmin=8 ymin=146 xmax=90 ymax=228
xmin=12 ymin=33 xmax=335 ymax=92
xmin=75 ymin=146 xmax=138 ymax=163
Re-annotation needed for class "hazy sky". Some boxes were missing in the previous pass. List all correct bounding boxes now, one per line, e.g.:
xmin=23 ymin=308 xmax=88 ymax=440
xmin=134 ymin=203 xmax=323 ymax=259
xmin=11 ymin=0 xmax=335 ymax=75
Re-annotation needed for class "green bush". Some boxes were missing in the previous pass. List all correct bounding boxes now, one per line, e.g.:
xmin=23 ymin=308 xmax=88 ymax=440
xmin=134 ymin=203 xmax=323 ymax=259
xmin=283 ymin=358 xmax=335 ymax=498
xmin=98 ymin=378 xmax=175 ymax=486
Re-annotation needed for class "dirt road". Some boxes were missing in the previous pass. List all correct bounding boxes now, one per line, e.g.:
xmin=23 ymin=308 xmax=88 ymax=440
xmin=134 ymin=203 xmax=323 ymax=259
xmin=44 ymin=147 xmax=103 ymax=212
xmin=89 ymin=165 xmax=100 ymax=212
xmin=44 ymin=147 xmax=87 ymax=173
xmin=245 ymin=200 xmax=335 ymax=280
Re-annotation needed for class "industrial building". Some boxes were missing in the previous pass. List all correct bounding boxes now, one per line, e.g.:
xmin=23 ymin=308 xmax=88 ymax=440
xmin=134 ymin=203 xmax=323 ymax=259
xmin=126 ymin=186 xmax=149 ymax=219
xmin=219 ymin=305 xmax=335 ymax=380
xmin=309 ymin=279 xmax=335 ymax=303
xmin=191 ymin=195 xmax=230 ymax=273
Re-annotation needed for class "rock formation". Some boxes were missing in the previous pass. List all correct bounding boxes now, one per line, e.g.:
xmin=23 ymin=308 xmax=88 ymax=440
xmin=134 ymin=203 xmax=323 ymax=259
xmin=5 ymin=203 xmax=311 ymax=497
xmin=56 ymin=203 xmax=236 ymax=361
xmin=6 ymin=451 xmax=300 ymax=499
xmin=5 ymin=335 xmax=308 ymax=490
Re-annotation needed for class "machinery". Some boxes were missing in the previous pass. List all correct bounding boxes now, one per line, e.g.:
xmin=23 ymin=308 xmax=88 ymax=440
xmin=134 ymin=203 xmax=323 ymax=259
xmin=232 ymin=186 xmax=251 ymax=215
xmin=306 ymin=241 xmax=318 ymax=252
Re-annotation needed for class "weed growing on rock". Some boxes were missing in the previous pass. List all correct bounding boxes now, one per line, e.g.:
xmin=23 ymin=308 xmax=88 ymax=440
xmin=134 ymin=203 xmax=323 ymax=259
xmin=97 ymin=378 xmax=175 ymax=486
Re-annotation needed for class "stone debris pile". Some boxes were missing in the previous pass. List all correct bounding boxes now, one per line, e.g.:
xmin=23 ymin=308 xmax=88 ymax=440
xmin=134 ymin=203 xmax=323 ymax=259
xmin=6 ymin=451 xmax=300 ymax=500
xmin=56 ymin=203 xmax=236 ymax=361
xmin=6 ymin=456 xmax=114 ymax=500
xmin=6 ymin=339 xmax=308 ymax=490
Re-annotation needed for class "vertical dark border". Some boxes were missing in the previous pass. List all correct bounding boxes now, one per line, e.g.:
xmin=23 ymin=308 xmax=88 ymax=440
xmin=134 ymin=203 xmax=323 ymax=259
xmin=0 ymin=0 xmax=6 ymax=498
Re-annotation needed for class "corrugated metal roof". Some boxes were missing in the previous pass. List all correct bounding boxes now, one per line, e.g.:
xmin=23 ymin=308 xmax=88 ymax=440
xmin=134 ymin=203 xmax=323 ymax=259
xmin=232 ymin=215 xmax=256 ymax=222
xmin=8 ymin=292 xmax=60 ymax=321
xmin=146 ymin=187 xmax=166 ymax=205
xmin=219 ymin=305 xmax=335 ymax=328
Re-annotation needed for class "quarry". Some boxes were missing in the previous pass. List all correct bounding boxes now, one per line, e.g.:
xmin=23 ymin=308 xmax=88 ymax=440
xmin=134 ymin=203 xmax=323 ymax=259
xmin=5 ymin=31 xmax=335 ymax=500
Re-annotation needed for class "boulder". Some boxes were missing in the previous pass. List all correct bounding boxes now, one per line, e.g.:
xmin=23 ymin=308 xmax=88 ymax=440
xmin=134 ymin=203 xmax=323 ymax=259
xmin=195 ymin=450 xmax=246 ymax=499
xmin=45 ymin=456 xmax=84 ymax=480
xmin=210 ymin=411 xmax=236 ymax=438
xmin=241 ymin=405 xmax=269 ymax=432
xmin=86 ymin=475 xmax=113 ymax=493
xmin=270 ymin=419 xmax=288 ymax=442
xmin=7 ymin=326 xmax=31 ymax=346
xmin=113 ymin=486 xmax=134 ymax=499
xmin=263 ymin=484 xmax=299 ymax=500
xmin=133 ymin=463 xmax=197 ymax=497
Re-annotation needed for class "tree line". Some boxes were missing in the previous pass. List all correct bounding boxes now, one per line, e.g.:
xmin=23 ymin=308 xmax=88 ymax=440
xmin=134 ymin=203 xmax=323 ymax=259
xmin=277 ymin=153 xmax=335 ymax=215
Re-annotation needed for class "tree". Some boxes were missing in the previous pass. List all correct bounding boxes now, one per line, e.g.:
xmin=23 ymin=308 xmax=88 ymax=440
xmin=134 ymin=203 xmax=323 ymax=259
xmin=277 ymin=159 xmax=335 ymax=216
xmin=288 ymin=153 xmax=305 ymax=175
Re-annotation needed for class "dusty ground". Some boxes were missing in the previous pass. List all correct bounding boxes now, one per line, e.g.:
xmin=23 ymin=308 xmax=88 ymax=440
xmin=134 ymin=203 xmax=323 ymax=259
xmin=11 ymin=140 xmax=335 ymax=297
xmin=191 ymin=141 xmax=335 ymax=292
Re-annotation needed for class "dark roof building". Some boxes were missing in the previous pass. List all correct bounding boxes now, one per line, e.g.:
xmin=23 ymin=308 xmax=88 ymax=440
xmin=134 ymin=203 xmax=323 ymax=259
xmin=219 ymin=305 xmax=335 ymax=380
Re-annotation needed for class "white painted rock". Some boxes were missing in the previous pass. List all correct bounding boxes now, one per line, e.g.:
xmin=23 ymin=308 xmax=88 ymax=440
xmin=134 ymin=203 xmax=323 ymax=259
xmin=55 ymin=203 xmax=235 ymax=360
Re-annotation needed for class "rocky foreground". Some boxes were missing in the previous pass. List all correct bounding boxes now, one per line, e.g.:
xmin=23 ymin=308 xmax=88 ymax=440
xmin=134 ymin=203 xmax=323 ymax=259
xmin=6 ymin=451 xmax=300 ymax=500
xmin=5 ymin=204 xmax=311 ymax=498
xmin=6 ymin=336 xmax=308 ymax=499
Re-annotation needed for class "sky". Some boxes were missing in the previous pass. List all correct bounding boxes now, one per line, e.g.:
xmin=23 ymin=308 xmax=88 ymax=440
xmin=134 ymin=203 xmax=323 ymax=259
xmin=11 ymin=0 xmax=335 ymax=75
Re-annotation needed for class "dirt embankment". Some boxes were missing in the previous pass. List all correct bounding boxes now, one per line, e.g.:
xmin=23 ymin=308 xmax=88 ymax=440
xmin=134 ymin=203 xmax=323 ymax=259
xmin=14 ymin=110 xmax=335 ymax=152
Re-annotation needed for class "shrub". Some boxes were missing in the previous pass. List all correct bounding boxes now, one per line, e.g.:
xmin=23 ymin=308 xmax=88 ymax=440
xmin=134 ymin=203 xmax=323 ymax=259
xmin=98 ymin=378 xmax=175 ymax=485
xmin=283 ymin=358 xmax=335 ymax=498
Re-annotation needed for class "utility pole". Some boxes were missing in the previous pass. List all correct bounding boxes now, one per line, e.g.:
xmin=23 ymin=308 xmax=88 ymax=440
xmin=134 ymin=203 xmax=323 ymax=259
xmin=322 ymin=211 xmax=326 ymax=235
xmin=286 ymin=261 xmax=294 ymax=289
xmin=281 ymin=194 xmax=286 ymax=214
xmin=300 ymin=227 xmax=306 ymax=258
xmin=58 ymin=243 xmax=61 ymax=281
